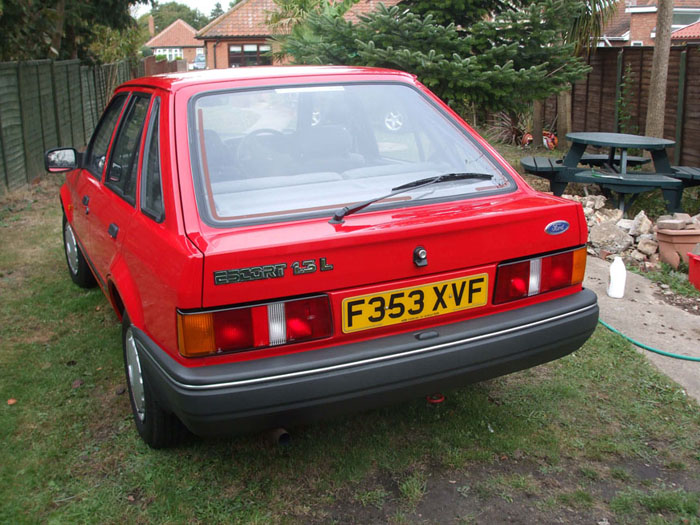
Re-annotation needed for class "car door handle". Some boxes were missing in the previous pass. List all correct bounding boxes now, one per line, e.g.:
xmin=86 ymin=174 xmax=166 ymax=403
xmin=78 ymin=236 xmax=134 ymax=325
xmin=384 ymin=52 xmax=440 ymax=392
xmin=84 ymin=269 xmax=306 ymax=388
xmin=82 ymin=195 xmax=90 ymax=206
xmin=108 ymin=223 xmax=119 ymax=239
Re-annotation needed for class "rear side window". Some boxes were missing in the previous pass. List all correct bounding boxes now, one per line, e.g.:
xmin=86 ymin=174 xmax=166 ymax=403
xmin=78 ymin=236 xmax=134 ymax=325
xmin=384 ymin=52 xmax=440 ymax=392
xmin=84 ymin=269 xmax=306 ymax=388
xmin=105 ymin=95 xmax=151 ymax=204
xmin=140 ymin=98 xmax=164 ymax=222
xmin=85 ymin=94 xmax=128 ymax=178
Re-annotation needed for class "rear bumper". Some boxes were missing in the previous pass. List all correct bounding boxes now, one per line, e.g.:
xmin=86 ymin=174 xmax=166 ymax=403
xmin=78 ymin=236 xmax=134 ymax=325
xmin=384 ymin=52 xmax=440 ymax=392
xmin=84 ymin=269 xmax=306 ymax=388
xmin=133 ymin=289 xmax=598 ymax=436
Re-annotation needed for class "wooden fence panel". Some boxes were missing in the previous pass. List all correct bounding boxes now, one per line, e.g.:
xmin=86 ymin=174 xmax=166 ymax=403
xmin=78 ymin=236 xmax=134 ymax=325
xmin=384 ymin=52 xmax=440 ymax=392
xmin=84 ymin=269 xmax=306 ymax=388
xmin=545 ymin=44 xmax=700 ymax=167
xmin=599 ymin=50 xmax=619 ymax=133
xmin=94 ymin=66 xmax=107 ymax=115
xmin=0 ymin=58 xmax=141 ymax=193
xmin=37 ymin=60 xmax=58 ymax=150
xmin=0 ymin=110 xmax=5 ymax=194
xmin=682 ymin=47 xmax=700 ymax=167
xmin=66 ymin=61 xmax=85 ymax=146
xmin=80 ymin=66 xmax=95 ymax=142
xmin=52 ymin=61 xmax=73 ymax=146
xmin=571 ymin=74 xmax=588 ymax=133
xmin=0 ymin=63 xmax=27 ymax=190
xmin=18 ymin=62 xmax=45 ymax=182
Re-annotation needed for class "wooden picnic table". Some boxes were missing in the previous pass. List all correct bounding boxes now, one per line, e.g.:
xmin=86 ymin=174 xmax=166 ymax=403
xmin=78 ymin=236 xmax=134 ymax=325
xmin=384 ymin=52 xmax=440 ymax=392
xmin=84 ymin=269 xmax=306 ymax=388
xmin=520 ymin=132 xmax=700 ymax=213
xmin=563 ymin=132 xmax=675 ymax=175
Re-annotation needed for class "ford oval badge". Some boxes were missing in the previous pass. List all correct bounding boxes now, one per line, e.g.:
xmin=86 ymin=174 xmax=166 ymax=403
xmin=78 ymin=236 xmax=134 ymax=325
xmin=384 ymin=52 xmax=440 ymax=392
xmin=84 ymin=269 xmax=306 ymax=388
xmin=545 ymin=220 xmax=569 ymax=235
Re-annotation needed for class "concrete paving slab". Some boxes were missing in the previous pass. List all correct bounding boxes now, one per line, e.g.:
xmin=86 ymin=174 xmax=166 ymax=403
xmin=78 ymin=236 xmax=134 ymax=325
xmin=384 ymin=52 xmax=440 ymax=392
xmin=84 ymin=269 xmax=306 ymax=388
xmin=584 ymin=256 xmax=700 ymax=403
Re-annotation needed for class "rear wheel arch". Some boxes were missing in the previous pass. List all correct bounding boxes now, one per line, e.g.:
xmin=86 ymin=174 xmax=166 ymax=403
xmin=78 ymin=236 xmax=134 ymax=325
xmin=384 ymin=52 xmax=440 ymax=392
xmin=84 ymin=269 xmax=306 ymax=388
xmin=107 ymin=259 xmax=144 ymax=328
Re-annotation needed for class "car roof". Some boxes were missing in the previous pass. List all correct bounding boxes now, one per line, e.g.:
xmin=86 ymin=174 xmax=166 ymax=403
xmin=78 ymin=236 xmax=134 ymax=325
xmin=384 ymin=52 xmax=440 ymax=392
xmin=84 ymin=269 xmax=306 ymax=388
xmin=120 ymin=65 xmax=417 ymax=93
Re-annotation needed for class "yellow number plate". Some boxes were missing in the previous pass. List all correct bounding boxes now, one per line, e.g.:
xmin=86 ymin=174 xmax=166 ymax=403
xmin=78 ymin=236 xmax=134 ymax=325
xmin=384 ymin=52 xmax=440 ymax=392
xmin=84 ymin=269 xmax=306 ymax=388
xmin=342 ymin=273 xmax=488 ymax=333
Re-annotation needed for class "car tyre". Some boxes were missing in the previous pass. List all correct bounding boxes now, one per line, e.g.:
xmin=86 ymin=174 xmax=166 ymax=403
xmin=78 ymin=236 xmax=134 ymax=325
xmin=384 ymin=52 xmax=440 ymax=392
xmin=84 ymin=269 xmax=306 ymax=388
xmin=62 ymin=214 xmax=96 ymax=288
xmin=122 ymin=314 xmax=189 ymax=448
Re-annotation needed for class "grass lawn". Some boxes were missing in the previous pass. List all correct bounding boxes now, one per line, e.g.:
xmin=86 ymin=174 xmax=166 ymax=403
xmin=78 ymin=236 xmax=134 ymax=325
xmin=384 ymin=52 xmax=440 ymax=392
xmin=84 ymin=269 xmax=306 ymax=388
xmin=2 ymin=178 xmax=699 ymax=524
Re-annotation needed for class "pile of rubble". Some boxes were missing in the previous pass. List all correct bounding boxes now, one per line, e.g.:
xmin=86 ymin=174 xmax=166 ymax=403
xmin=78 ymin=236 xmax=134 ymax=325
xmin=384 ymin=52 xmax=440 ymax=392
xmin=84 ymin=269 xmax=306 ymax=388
xmin=561 ymin=194 xmax=700 ymax=266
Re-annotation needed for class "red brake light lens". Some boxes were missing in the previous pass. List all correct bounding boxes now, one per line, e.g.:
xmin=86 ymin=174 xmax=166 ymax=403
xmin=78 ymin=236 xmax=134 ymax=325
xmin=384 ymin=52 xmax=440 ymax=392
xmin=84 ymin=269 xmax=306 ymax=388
xmin=540 ymin=252 xmax=573 ymax=292
xmin=178 ymin=295 xmax=332 ymax=357
xmin=493 ymin=260 xmax=530 ymax=304
xmin=285 ymin=296 xmax=332 ymax=342
xmin=212 ymin=308 xmax=254 ymax=351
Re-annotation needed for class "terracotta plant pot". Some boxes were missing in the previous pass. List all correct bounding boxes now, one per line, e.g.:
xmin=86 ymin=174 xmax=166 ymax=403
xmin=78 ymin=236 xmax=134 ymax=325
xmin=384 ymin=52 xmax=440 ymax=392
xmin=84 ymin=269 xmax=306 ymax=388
xmin=656 ymin=229 xmax=700 ymax=269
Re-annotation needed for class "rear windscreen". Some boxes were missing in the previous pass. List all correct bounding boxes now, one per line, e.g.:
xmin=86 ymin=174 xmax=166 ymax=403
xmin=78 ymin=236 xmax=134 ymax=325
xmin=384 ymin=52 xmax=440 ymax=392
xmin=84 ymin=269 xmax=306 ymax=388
xmin=189 ymin=83 xmax=513 ymax=225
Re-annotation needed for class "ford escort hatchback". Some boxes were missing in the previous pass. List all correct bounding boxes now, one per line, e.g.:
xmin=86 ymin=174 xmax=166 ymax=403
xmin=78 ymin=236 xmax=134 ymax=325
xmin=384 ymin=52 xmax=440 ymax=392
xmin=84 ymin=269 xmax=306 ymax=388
xmin=46 ymin=67 xmax=598 ymax=448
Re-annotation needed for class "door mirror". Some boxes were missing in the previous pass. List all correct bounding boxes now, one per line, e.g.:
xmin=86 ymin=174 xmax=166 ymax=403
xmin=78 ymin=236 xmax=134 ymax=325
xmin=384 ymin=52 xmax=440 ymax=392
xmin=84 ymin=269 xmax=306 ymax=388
xmin=45 ymin=148 xmax=78 ymax=173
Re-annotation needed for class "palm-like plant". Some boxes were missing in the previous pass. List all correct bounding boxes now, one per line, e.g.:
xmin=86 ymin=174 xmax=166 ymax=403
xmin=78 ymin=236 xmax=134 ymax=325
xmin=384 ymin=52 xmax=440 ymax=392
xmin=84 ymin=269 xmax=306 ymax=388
xmin=553 ymin=0 xmax=618 ymax=149
xmin=567 ymin=0 xmax=619 ymax=56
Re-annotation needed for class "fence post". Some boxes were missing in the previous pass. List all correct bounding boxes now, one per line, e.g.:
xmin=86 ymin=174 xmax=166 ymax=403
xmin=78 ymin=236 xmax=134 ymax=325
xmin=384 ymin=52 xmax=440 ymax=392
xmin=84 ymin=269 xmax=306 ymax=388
xmin=614 ymin=50 xmax=623 ymax=133
xmin=674 ymin=49 xmax=687 ymax=165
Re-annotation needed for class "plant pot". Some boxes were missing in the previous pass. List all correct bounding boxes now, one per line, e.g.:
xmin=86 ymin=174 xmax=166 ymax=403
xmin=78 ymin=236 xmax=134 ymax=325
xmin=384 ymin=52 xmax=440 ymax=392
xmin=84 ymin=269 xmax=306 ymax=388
xmin=656 ymin=229 xmax=700 ymax=269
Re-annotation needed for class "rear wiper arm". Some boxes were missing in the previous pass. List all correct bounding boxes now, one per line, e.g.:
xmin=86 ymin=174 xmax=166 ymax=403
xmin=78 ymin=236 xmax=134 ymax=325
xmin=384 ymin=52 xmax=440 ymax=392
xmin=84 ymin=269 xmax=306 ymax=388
xmin=329 ymin=172 xmax=494 ymax=224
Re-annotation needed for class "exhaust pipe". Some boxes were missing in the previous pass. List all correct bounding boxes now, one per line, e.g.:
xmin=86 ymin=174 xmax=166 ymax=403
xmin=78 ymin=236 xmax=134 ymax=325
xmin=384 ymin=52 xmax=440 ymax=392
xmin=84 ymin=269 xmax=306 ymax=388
xmin=267 ymin=427 xmax=291 ymax=446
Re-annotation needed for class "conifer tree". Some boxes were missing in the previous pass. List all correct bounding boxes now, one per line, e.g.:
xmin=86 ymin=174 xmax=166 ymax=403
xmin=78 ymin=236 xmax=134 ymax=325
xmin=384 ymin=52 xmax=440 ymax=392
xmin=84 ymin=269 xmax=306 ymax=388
xmin=279 ymin=2 xmax=590 ymax=114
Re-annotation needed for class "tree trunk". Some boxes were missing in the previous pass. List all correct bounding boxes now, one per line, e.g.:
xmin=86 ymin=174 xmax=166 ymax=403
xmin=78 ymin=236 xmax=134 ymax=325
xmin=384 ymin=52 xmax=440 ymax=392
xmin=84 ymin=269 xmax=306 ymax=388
xmin=556 ymin=90 xmax=569 ymax=151
xmin=645 ymin=0 xmax=673 ymax=138
xmin=532 ymin=100 xmax=544 ymax=148
xmin=49 ymin=0 xmax=66 ymax=58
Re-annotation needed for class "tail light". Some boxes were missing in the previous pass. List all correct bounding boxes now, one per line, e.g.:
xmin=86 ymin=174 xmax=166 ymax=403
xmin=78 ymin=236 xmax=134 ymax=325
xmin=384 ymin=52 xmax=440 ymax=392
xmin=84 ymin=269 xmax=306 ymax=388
xmin=494 ymin=247 xmax=586 ymax=304
xmin=177 ymin=295 xmax=332 ymax=357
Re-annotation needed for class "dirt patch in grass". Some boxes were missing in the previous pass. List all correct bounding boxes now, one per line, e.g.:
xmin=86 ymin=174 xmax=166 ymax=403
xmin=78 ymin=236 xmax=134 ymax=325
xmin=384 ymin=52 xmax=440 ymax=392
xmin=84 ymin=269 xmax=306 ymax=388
xmin=320 ymin=456 xmax=700 ymax=524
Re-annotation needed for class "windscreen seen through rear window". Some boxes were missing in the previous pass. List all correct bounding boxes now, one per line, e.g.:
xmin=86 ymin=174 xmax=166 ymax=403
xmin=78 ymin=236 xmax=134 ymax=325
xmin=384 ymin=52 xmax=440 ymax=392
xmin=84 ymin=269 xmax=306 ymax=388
xmin=189 ymin=83 xmax=513 ymax=224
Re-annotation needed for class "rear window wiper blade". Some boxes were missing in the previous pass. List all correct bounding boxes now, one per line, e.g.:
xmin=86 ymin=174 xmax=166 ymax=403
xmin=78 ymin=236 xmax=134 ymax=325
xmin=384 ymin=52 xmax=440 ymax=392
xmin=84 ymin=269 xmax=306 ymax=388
xmin=329 ymin=172 xmax=495 ymax=224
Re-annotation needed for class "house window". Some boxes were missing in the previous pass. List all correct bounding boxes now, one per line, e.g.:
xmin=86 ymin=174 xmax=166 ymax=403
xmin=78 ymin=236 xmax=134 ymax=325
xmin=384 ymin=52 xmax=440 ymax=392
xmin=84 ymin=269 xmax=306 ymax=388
xmin=672 ymin=11 xmax=700 ymax=30
xmin=631 ymin=41 xmax=644 ymax=46
xmin=155 ymin=48 xmax=183 ymax=61
xmin=228 ymin=44 xmax=272 ymax=67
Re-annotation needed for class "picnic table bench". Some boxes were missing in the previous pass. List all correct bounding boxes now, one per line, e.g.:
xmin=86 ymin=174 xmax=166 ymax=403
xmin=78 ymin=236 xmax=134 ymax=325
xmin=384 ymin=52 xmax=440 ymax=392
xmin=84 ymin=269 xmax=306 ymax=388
xmin=520 ymin=133 xmax=696 ymax=213
xmin=521 ymin=154 xmax=650 ymax=175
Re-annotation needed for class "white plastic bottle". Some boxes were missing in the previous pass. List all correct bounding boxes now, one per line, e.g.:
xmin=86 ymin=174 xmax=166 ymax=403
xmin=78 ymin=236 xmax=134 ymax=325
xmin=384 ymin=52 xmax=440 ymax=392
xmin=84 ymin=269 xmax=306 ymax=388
xmin=607 ymin=256 xmax=627 ymax=299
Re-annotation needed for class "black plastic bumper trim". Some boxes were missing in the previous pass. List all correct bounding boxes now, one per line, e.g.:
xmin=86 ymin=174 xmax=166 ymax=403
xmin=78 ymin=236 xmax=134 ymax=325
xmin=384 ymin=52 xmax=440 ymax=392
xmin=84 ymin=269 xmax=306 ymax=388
xmin=133 ymin=292 xmax=597 ymax=392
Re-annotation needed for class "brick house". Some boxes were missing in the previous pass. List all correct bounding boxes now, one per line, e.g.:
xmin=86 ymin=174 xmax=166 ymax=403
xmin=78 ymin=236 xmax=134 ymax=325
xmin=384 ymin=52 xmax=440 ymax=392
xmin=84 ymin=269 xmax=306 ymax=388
xmin=196 ymin=0 xmax=400 ymax=69
xmin=145 ymin=19 xmax=205 ymax=68
xmin=600 ymin=0 xmax=700 ymax=47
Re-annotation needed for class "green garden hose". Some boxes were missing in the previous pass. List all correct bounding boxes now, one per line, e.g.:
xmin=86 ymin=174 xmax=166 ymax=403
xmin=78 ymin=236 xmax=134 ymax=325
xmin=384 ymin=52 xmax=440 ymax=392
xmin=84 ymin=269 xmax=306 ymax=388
xmin=598 ymin=319 xmax=700 ymax=362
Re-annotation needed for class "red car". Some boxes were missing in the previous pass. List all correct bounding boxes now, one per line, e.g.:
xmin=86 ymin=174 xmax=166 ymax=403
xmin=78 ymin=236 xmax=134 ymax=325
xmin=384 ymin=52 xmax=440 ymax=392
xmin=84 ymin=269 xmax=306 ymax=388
xmin=46 ymin=66 xmax=598 ymax=448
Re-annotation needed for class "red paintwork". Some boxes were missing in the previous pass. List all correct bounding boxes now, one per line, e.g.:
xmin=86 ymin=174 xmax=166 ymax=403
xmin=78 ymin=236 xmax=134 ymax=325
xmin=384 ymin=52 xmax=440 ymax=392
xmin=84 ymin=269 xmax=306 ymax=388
xmin=60 ymin=66 xmax=588 ymax=369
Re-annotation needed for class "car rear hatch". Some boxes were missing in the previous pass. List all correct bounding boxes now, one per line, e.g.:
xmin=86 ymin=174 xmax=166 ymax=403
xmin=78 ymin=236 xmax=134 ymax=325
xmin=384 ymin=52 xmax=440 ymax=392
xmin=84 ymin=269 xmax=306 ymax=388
xmin=182 ymin=192 xmax=586 ymax=355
